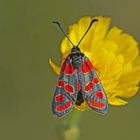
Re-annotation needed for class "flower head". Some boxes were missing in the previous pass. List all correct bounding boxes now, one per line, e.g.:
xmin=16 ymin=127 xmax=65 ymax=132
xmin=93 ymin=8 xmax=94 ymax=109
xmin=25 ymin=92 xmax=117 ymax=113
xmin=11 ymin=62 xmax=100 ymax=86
xmin=49 ymin=16 xmax=140 ymax=110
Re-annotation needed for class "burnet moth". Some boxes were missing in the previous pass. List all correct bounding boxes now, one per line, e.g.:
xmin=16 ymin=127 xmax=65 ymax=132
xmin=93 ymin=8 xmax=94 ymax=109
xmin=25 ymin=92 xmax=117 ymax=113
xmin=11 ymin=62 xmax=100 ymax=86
xmin=52 ymin=19 xmax=108 ymax=118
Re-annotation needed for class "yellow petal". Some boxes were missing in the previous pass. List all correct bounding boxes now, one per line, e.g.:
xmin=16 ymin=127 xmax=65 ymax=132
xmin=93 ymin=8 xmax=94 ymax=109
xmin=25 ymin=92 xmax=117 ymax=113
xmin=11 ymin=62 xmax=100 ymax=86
xmin=115 ymin=33 xmax=136 ymax=54
xmin=119 ymin=66 xmax=140 ymax=82
xmin=97 ymin=40 xmax=118 ymax=53
xmin=108 ymin=96 xmax=128 ymax=106
xmin=92 ymin=47 xmax=123 ymax=81
xmin=49 ymin=58 xmax=60 ymax=75
xmin=61 ymin=37 xmax=72 ymax=55
xmin=120 ymin=42 xmax=139 ymax=62
xmin=107 ymin=26 xmax=122 ymax=40
xmin=113 ymin=86 xmax=139 ymax=98
xmin=60 ymin=23 xmax=79 ymax=54
xmin=107 ymin=26 xmax=139 ymax=62
xmin=68 ymin=23 xmax=79 ymax=45
xmin=90 ymin=17 xmax=111 ymax=52
xmin=91 ymin=17 xmax=111 ymax=42
xmin=77 ymin=16 xmax=92 ymax=42
xmin=133 ymin=55 xmax=140 ymax=67
xmin=74 ymin=101 xmax=86 ymax=111
xmin=122 ymin=63 xmax=132 ymax=74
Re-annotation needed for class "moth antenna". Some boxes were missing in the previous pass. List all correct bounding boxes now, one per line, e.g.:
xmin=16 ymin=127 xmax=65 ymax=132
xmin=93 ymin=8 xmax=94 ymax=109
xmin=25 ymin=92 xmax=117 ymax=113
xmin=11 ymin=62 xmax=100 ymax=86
xmin=52 ymin=21 xmax=75 ymax=47
xmin=77 ymin=19 xmax=98 ymax=47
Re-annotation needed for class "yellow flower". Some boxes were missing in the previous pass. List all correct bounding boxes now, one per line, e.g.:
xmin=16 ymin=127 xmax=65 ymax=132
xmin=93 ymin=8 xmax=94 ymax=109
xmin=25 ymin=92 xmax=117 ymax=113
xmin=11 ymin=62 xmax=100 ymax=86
xmin=49 ymin=16 xmax=140 ymax=110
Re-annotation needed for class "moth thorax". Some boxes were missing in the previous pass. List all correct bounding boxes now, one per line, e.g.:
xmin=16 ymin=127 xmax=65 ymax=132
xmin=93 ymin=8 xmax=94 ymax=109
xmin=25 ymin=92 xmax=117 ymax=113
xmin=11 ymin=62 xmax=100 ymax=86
xmin=71 ymin=53 xmax=83 ymax=69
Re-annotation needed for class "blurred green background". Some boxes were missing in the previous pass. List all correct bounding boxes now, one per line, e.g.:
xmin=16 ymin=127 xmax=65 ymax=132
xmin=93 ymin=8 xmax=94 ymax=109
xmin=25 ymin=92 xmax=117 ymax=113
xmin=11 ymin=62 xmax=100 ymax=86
xmin=0 ymin=0 xmax=140 ymax=140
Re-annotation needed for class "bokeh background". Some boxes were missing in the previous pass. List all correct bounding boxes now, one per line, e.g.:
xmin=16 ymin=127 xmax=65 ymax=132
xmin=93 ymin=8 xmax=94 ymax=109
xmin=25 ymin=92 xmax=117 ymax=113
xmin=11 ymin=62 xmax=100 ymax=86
xmin=0 ymin=0 xmax=140 ymax=140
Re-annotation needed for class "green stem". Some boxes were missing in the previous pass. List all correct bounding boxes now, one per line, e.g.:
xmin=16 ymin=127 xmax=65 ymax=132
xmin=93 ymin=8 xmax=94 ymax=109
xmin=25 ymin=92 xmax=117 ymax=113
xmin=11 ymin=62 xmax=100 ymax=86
xmin=58 ymin=109 xmax=82 ymax=140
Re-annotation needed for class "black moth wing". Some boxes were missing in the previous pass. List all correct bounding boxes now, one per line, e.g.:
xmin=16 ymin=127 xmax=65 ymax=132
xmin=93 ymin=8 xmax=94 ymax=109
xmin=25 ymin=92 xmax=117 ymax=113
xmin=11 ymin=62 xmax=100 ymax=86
xmin=78 ymin=55 xmax=108 ymax=114
xmin=52 ymin=56 xmax=79 ymax=118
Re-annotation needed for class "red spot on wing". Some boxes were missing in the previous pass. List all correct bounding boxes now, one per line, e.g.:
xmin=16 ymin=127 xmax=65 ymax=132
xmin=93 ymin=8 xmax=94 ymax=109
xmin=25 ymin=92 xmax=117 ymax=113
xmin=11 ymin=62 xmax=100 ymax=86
xmin=85 ymin=82 xmax=94 ymax=92
xmin=58 ymin=80 xmax=64 ymax=87
xmin=93 ymin=77 xmax=99 ymax=84
xmin=88 ymin=99 xmax=105 ymax=108
xmin=55 ymin=94 xmax=64 ymax=102
xmin=64 ymin=84 xmax=75 ymax=94
xmin=55 ymin=101 xmax=72 ymax=112
xmin=81 ymin=59 xmax=94 ymax=73
xmin=95 ymin=91 xmax=104 ymax=99
xmin=61 ymin=61 xmax=75 ymax=75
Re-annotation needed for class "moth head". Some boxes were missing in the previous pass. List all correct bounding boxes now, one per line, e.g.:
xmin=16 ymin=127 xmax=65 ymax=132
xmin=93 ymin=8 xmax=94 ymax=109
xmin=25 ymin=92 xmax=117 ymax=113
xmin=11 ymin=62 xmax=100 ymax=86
xmin=71 ymin=46 xmax=81 ymax=53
